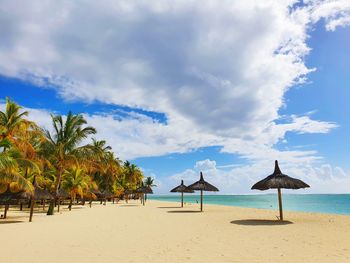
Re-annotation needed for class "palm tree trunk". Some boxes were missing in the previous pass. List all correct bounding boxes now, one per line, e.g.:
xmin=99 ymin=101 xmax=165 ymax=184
xmin=47 ymin=167 xmax=63 ymax=215
xmin=29 ymin=198 xmax=35 ymax=222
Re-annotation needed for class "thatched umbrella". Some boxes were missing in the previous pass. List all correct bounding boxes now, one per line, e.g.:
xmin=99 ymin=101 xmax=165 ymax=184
xmin=101 ymin=190 xmax=114 ymax=205
xmin=188 ymin=172 xmax=219 ymax=211
xmin=56 ymin=188 xmax=69 ymax=212
xmin=251 ymin=160 xmax=310 ymax=221
xmin=0 ymin=189 xmax=32 ymax=221
xmin=34 ymin=187 xmax=54 ymax=212
xmin=35 ymin=187 xmax=53 ymax=200
xmin=136 ymin=186 xmax=153 ymax=206
xmin=170 ymin=180 xmax=194 ymax=207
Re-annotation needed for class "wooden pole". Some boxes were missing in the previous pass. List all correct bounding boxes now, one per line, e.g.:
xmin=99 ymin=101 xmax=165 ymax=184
xmin=4 ymin=204 xmax=9 ymax=219
xmin=29 ymin=198 xmax=35 ymax=222
xmin=43 ymin=200 xmax=45 ymax=211
xmin=277 ymin=188 xmax=283 ymax=221
xmin=57 ymin=198 xmax=60 ymax=212
xmin=181 ymin=192 xmax=184 ymax=208
xmin=200 ymin=190 xmax=203 ymax=212
xmin=20 ymin=203 xmax=23 ymax=211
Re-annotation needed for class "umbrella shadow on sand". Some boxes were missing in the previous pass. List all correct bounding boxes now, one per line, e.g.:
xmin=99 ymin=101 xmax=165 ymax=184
xmin=157 ymin=206 xmax=181 ymax=209
xmin=0 ymin=220 xmax=23 ymax=224
xmin=167 ymin=210 xmax=202 ymax=213
xmin=231 ymin=219 xmax=293 ymax=226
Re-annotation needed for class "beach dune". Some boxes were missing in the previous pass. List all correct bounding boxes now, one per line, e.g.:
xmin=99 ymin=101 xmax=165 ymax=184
xmin=1 ymin=200 xmax=350 ymax=263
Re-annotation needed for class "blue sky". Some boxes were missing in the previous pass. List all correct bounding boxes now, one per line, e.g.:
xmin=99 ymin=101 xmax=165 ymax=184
xmin=1 ymin=1 xmax=350 ymax=193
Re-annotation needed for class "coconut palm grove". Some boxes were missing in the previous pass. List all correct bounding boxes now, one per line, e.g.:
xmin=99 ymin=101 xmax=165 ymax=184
xmin=0 ymin=97 xmax=153 ymax=220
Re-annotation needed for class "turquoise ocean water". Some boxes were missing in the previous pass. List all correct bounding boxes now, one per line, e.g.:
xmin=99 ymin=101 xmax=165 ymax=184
xmin=149 ymin=194 xmax=350 ymax=215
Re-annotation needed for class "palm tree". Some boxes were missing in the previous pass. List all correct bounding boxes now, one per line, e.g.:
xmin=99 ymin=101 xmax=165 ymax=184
xmin=0 ymin=138 xmax=34 ymax=193
xmin=0 ymin=97 xmax=29 ymax=141
xmin=143 ymin=176 xmax=156 ymax=201
xmin=42 ymin=112 xmax=96 ymax=215
xmin=61 ymin=166 xmax=89 ymax=210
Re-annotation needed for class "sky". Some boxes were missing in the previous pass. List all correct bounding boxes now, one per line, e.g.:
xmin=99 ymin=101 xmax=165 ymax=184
xmin=0 ymin=0 xmax=350 ymax=194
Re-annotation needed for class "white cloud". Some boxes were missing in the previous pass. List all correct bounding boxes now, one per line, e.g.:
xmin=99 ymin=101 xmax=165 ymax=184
xmin=308 ymin=0 xmax=350 ymax=31
xmin=165 ymin=159 xmax=350 ymax=194
xmin=0 ymin=0 xmax=346 ymax=137
xmin=0 ymin=1 xmax=349 ymax=192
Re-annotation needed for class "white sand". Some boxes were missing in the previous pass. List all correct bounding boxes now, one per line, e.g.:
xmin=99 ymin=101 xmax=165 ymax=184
xmin=1 ymin=200 xmax=350 ymax=263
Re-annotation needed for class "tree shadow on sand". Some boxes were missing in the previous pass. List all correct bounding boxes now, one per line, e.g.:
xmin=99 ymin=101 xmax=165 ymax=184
xmin=120 ymin=204 xmax=139 ymax=207
xmin=231 ymin=219 xmax=293 ymax=226
xmin=167 ymin=210 xmax=202 ymax=213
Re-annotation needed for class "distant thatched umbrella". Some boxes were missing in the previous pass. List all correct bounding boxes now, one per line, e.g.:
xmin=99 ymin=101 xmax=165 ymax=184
xmin=170 ymin=180 xmax=194 ymax=207
xmin=188 ymin=172 xmax=219 ymax=211
xmin=136 ymin=186 xmax=153 ymax=206
xmin=0 ymin=189 xmax=32 ymax=221
xmin=55 ymin=188 xmax=69 ymax=212
xmin=34 ymin=187 xmax=54 ymax=213
xmin=56 ymin=188 xmax=69 ymax=199
xmin=35 ymin=187 xmax=54 ymax=201
xmin=251 ymin=160 xmax=310 ymax=221
xmin=0 ymin=189 xmax=31 ymax=205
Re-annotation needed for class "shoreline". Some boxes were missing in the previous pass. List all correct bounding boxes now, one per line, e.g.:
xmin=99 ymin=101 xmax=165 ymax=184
xmin=1 ymin=199 xmax=350 ymax=262
xmin=150 ymin=194 xmax=350 ymax=216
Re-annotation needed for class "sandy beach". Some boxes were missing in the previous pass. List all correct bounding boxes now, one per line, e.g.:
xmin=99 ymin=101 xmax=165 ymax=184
xmin=1 ymin=200 xmax=350 ymax=263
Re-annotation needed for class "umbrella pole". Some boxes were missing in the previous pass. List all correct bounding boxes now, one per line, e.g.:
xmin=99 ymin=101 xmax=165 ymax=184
xmin=181 ymin=192 xmax=184 ymax=208
xmin=29 ymin=198 xmax=35 ymax=222
xmin=4 ymin=204 xmax=9 ymax=219
xmin=200 ymin=190 xmax=203 ymax=212
xmin=277 ymin=188 xmax=283 ymax=221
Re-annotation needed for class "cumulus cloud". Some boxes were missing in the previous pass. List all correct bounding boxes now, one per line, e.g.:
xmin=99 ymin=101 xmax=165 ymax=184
xmin=165 ymin=159 xmax=350 ymax=194
xmin=0 ymin=0 xmax=346 ymax=135
xmin=0 ymin=1 xmax=349 ymax=191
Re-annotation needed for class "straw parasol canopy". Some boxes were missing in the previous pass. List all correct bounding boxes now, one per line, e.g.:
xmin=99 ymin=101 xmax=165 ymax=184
xmin=251 ymin=160 xmax=310 ymax=220
xmin=101 ymin=190 xmax=114 ymax=199
xmin=136 ymin=186 xmax=153 ymax=206
xmin=170 ymin=180 xmax=194 ymax=207
xmin=0 ymin=189 xmax=32 ymax=205
xmin=56 ymin=188 xmax=70 ymax=199
xmin=136 ymin=186 xmax=153 ymax=194
xmin=188 ymin=172 xmax=219 ymax=211
xmin=34 ymin=187 xmax=54 ymax=200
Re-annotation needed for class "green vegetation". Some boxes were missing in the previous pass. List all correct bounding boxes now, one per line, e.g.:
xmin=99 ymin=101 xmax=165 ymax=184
xmin=0 ymin=97 xmax=153 ymax=215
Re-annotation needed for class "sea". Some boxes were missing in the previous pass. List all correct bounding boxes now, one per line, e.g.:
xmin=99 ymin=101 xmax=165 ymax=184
xmin=149 ymin=194 xmax=350 ymax=215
